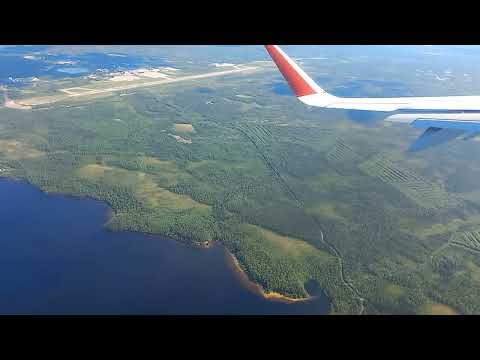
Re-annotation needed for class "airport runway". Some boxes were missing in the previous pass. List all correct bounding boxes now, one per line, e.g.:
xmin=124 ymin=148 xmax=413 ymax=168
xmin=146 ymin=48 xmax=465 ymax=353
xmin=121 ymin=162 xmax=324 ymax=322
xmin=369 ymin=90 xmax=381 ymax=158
xmin=6 ymin=65 xmax=260 ymax=108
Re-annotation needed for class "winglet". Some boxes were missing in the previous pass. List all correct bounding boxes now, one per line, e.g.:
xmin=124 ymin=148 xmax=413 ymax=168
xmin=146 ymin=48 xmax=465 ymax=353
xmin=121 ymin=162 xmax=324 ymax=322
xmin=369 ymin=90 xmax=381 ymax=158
xmin=265 ymin=45 xmax=338 ymax=107
xmin=265 ymin=45 xmax=326 ymax=97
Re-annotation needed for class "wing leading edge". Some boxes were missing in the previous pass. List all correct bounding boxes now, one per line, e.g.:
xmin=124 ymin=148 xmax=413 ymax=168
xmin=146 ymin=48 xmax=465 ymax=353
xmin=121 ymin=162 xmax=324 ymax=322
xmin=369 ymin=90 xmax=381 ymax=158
xmin=265 ymin=45 xmax=480 ymax=150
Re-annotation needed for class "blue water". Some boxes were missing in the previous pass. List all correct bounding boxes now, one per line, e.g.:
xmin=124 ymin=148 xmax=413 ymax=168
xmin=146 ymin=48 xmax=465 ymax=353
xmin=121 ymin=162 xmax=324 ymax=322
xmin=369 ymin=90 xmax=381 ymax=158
xmin=195 ymin=87 xmax=214 ymax=93
xmin=332 ymin=79 xmax=411 ymax=97
xmin=272 ymin=82 xmax=293 ymax=96
xmin=0 ymin=45 xmax=50 ymax=54
xmin=0 ymin=56 xmax=51 ymax=85
xmin=57 ymin=67 xmax=89 ymax=74
xmin=0 ymin=50 xmax=169 ymax=85
xmin=45 ymin=52 xmax=152 ymax=73
xmin=0 ymin=178 xmax=330 ymax=315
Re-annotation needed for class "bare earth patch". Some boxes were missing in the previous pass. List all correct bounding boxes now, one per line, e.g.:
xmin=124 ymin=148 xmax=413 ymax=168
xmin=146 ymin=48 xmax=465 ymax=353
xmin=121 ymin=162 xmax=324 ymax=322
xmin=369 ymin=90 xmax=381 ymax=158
xmin=0 ymin=140 xmax=45 ymax=160
xmin=174 ymin=123 xmax=195 ymax=133
xmin=421 ymin=301 xmax=458 ymax=315
xmin=169 ymin=133 xmax=192 ymax=144
xmin=4 ymin=99 xmax=32 ymax=110
xmin=78 ymin=164 xmax=114 ymax=177
xmin=77 ymin=164 xmax=208 ymax=213
xmin=109 ymin=74 xmax=141 ymax=82
xmin=135 ymin=178 xmax=209 ymax=211
xmin=252 ymin=225 xmax=325 ymax=258
xmin=2 ymin=88 xmax=32 ymax=110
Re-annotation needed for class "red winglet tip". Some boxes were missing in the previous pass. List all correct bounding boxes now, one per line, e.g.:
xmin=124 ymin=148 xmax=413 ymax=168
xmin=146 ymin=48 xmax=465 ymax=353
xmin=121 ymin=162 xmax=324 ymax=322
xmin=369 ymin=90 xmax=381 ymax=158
xmin=265 ymin=45 xmax=317 ymax=97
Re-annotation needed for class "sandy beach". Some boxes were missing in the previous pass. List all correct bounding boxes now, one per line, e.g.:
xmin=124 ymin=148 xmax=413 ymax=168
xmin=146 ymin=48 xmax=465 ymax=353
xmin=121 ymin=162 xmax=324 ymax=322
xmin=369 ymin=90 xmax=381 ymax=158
xmin=226 ymin=250 xmax=312 ymax=304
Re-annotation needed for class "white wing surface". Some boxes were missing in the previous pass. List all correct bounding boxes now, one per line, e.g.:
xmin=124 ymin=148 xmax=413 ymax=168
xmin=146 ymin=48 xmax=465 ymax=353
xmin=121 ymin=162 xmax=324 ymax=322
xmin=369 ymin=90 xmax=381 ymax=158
xmin=265 ymin=45 xmax=480 ymax=150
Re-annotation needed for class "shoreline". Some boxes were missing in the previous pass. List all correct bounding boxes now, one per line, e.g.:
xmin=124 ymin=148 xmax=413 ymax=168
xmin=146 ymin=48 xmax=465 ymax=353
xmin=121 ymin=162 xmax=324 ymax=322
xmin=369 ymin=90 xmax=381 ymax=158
xmin=0 ymin=176 xmax=219 ymax=251
xmin=225 ymin=250 xmax=313 ymax=304
xmin=0 ymin=175 xmax=316 ymax=307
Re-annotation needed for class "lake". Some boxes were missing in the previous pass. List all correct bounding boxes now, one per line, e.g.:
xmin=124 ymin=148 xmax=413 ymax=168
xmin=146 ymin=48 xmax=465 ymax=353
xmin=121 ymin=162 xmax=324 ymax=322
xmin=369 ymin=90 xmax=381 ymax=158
xmin=0 ymin=178 xmax=330 ymax=315
xmin=57 ymin=67 xmax=89 ymax=74
xmin=0 ymin=49 xmax=169 ymax=85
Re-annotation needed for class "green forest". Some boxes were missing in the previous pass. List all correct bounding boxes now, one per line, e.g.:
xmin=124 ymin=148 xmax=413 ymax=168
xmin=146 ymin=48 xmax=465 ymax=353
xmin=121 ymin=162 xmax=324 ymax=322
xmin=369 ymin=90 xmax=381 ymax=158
xmin=2 ymin=63 xmax=480 ymax=314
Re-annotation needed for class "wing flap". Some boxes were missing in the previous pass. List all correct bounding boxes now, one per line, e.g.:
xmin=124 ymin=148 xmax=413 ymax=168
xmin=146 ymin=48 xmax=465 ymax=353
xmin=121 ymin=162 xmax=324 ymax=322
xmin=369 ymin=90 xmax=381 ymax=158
xmin=409 ymin=127 xmax=466 ymax=152
xmin=386 ymin=115 xmax=480 ymax=151
xmin=411 ymin=118 xmax=480 ymax=131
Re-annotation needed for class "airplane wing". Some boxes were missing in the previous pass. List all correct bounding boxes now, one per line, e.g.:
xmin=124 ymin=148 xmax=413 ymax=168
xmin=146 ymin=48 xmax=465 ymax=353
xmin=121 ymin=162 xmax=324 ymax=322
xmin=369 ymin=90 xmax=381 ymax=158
xmin=408 ymin=127 xmax=467 ymax=152
xmin=265 ymin=45 xmax=480 ymax=150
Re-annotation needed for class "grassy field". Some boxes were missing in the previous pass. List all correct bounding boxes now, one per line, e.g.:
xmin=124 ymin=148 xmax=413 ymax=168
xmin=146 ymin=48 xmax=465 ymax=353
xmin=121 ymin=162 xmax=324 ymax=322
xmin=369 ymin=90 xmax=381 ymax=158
xmin=2 ymin=53 xmax=480 ymax=314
